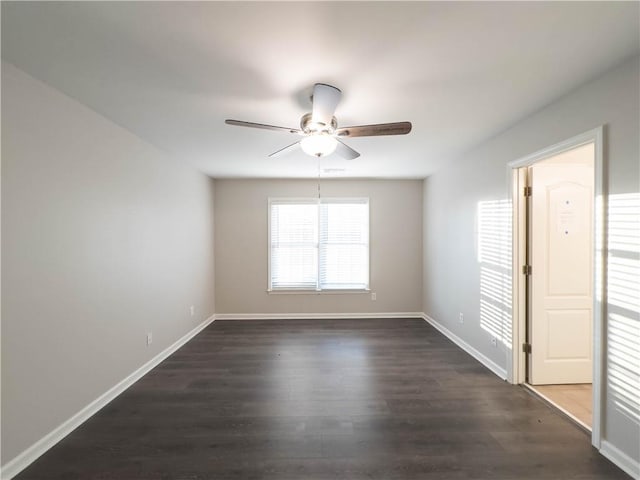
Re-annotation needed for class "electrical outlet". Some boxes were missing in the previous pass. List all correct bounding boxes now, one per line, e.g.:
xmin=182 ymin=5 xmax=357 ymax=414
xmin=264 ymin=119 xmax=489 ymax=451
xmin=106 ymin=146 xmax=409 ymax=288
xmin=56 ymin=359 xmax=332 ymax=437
xmin=371 ymin=292 xmax=377 ymax=301
xmin=190 ymin=305 xmax=195 ymax=316
xmin=459 ymin=313 xmax=464 ymax=324
xmin=146 ymin=332 xmax=153 ymax=346
xmin=491 ymin=337 xmax=497 ymax=347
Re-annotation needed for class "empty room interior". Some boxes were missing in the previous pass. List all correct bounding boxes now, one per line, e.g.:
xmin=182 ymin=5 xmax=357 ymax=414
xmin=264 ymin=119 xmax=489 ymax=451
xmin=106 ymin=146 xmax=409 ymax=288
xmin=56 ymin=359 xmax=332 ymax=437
xmin=2 ymin=2 xmax=640 ymax=480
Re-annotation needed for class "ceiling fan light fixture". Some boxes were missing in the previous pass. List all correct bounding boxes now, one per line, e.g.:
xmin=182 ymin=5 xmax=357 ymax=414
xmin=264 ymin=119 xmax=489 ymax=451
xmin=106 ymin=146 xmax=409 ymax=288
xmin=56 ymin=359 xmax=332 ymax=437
xmin=300 ymin=134 xmax=337 ymax=157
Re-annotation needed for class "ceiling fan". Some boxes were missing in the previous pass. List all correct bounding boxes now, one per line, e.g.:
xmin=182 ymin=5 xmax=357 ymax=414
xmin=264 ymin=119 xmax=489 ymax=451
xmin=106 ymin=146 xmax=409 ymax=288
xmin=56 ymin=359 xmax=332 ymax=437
xmin=225 ymin=83 xmax=412 ymax=160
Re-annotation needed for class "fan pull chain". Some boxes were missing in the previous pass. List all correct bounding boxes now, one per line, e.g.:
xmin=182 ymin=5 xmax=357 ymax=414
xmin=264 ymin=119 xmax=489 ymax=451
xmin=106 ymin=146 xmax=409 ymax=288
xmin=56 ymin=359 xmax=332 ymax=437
xmin=317 ymin=157 xmax=321 ymax=200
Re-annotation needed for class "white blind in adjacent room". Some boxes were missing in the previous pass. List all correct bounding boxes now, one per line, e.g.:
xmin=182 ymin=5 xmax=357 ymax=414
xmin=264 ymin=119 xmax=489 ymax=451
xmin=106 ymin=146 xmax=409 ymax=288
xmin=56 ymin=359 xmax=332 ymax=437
xmin=269 ymin=198 xmax=369 ymax=291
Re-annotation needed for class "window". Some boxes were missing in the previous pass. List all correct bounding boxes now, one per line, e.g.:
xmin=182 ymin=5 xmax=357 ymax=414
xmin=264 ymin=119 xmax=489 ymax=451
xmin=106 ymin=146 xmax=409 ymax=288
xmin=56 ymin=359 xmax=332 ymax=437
xmin=269 ymin=198 xmax=369 ymax=291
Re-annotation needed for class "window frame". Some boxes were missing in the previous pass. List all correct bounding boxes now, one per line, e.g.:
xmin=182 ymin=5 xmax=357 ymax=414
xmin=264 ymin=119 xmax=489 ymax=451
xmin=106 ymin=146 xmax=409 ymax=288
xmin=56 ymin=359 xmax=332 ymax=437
xmin=267 ymin=197 xmax=370 ymax=293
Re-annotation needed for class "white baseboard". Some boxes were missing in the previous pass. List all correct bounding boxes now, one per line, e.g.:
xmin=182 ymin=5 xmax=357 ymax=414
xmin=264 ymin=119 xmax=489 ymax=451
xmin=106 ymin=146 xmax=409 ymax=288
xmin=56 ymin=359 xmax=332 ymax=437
xmin=421 ymin=313 xmax=507 ymax=380
xmin=214 ymin=312 xmax=423 ymax=320
xmin=1 ymin=315 xmax=216 ymax=480
xmin=600 ymin=440 xmax=640 ymax=479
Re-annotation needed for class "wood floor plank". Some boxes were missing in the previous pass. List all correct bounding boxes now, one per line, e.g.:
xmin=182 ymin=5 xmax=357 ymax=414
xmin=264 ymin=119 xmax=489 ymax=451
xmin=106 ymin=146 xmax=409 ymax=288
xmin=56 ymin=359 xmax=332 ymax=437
xmin=14 ymin=318 xmax=630 ymax=479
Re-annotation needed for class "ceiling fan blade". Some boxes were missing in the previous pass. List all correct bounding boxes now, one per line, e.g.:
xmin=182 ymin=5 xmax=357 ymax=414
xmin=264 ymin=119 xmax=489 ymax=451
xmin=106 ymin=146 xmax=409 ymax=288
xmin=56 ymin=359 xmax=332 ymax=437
xmin=311 ymin=83 xmax=342 ymax=127
xmin=268 ymin=141 xmax=301 ymax=158
xmin=334 ymin=139 xmax=360 ymax=160
xmin=335 ymin=121 xmax=412 ymax=137
xmin=226 ymin=119 xmax=302 ymax=135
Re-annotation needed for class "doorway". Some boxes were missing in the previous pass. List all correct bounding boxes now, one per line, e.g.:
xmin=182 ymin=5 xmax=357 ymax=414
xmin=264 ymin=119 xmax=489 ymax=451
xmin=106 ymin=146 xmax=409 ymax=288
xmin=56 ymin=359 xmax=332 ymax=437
xmin=509 ymin=127 xmax=605 ymax=448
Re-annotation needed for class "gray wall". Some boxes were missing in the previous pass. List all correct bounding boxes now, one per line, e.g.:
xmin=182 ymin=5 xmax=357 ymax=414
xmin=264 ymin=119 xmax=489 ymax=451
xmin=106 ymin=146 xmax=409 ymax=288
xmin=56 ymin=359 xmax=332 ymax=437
xmin=215 ymin=179 xmax=423 ymax=314
xmin=422 ymin=56 xmax=640 ymax=465
xmin=1 ymin=62 xmax=216 ymax=465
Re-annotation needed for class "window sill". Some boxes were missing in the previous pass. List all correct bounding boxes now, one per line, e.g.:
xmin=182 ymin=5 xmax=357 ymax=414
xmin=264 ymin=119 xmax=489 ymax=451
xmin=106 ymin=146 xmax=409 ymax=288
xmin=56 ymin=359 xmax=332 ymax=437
xmin=267 ymin=289 xmax=371 ymax=295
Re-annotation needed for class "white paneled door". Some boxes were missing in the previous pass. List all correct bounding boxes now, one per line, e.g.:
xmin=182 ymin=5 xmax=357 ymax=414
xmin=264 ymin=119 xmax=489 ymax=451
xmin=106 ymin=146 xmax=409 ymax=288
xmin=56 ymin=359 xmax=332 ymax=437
xmin=529 ymin=144 xmax=594 ymax=385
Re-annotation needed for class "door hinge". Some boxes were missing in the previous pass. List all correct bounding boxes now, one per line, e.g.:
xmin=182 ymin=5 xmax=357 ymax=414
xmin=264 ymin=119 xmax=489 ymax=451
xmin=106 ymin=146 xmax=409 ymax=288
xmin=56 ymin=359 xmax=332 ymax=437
xmin=523 ymin=343 xmax=532 ymax=354
xmin=522 ymin=264 xmax=532 ymax=275
xmin=524 ymin=186 xmax=532 ymax=197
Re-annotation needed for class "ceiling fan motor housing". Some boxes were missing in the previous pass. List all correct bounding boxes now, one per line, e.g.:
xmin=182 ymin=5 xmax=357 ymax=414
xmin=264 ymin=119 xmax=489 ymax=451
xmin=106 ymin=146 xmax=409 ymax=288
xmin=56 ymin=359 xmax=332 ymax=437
xmin=300 ymin=112 xmax=338 ymax=134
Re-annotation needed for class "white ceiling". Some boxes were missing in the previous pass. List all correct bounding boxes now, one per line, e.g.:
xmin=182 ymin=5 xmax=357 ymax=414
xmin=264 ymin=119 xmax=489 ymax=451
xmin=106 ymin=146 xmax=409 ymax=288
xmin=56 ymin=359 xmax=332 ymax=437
xmin=2 ymin=2 xmax=639 ymax=179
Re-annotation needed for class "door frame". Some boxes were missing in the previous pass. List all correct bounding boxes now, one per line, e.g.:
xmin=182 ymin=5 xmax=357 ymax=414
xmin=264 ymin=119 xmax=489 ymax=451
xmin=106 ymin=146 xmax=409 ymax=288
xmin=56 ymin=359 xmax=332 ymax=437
xmin=507 ymin=126 xmax=605 ymax=449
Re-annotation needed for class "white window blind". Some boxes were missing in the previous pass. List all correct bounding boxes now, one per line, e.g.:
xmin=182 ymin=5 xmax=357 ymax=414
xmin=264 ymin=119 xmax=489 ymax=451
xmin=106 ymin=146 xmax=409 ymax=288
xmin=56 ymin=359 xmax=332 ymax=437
xmin=269 ymin=198 xmax=369 ymax=291
xmin=270 ymin=200 xmax=318 ymax=289
xmin=319 ymin=199 xmax=369 ymax=289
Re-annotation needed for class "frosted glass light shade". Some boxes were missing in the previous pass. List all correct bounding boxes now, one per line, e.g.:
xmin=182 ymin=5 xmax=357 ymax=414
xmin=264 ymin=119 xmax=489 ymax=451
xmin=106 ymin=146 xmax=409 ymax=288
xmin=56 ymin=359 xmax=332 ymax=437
xmin=300 ymin=134 xmax=338 ymax=157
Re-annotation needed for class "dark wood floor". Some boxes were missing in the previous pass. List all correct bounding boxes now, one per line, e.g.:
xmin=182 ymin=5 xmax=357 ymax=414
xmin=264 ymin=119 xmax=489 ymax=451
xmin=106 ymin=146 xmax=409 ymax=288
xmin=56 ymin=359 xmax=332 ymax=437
xmin=16 ymin=318 xmax=628 ymax=479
